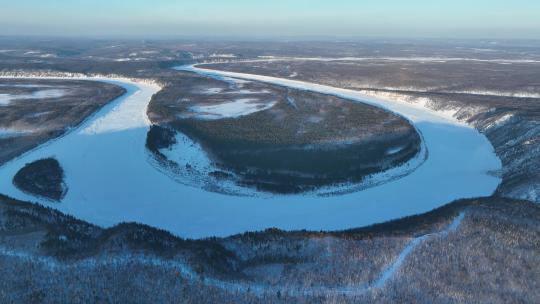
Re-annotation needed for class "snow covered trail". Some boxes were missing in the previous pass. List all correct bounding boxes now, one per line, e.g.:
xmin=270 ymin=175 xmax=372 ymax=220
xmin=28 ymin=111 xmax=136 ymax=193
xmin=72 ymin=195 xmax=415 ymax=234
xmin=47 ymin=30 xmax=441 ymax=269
xmin=372 ymin=212 xmax=465 ymax=289
xmin=0 ymin=72 xmax=500 ymax=239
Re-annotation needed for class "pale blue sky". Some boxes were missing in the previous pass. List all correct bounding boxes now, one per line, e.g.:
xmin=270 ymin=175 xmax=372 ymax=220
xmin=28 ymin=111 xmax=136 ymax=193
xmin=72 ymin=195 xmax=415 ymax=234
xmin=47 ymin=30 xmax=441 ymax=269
xmin=0 ymin=0 xmax=539 ymax=38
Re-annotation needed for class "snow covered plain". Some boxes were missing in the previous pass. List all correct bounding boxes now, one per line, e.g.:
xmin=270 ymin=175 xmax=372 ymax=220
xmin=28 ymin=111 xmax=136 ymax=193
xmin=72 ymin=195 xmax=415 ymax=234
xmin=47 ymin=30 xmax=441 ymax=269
xmin=0 ymin=71 xmax=501 ymax=238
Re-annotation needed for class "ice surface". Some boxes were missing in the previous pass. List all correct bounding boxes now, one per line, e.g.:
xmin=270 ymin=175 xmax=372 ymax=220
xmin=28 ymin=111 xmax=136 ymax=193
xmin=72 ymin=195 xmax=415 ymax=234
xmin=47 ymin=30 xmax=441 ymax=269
xmin=0 ymin=72 xmax=501 ymax=239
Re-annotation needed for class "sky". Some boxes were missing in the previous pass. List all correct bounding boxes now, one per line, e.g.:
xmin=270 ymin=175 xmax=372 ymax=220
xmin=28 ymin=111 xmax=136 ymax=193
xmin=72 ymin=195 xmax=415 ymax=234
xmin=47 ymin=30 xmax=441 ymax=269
xmin=0 ymin=0 xmax=539 ymax=39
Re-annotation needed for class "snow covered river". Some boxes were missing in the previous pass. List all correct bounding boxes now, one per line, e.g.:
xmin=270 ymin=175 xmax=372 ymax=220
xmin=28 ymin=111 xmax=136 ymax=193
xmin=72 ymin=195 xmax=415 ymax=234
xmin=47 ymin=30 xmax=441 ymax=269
xmin=0 ymin=72 xmax=501 ymax=238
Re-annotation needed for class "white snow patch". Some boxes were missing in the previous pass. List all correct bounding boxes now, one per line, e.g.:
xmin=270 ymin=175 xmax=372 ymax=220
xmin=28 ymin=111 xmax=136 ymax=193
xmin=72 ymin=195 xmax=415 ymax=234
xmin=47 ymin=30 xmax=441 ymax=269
xmin=487 ymin=113 xmax=515 ymax=129
xmin=39 ymin=53 xmax=57 ymax=58
xmin=449 ymin=90 xmax=540 ymax=98
xmin=31 ymin=89 xmax=66 ymax=99
xmin=229 ymin=89 xmax=270 ymax=94
xmin=209 ymin=53 xmax=237 ymax=58
xmin=26 ymin=111 xmax=51 ymax=118
xmin=0 ymin=128 xmax=33 ymax=138
xmin=113 ymin=57 xmax=147 ymax=62
xmin=0 ymin=94 xmax=13 ymax=105
xmin=160 ymin=133 xmax=213 ymax=174
xmin=200 ymin=87 xmax=223 ymax=94
xmin=0 ymin=84 xmax=54 ymax=88
xmin=199 ymin=87 xmax=270 ymax=95
xmin=386 ymin=146 xmax=405 ymax=155
xmin=153 ymin=130 xmax=251 ymax=196
xmin=0 ymin=89 xmax=66 ymax=105
xmin=189 ymin=98 xmax=276 ymax=119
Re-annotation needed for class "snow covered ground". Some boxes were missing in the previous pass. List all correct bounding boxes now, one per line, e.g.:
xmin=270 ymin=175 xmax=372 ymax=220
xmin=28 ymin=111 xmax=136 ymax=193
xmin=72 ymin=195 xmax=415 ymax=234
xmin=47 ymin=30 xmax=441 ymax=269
xmin=189 ymin=98 xmax=277 ymax=120
xmin=200 ymin=87 xmax=269 ymax=95
xmin=0 ymin=128 xmax=32 ymax=138
xmin=0 ymin=88 xmax=66 ymax=105
xmin=200 ymin=87 xmax=223 ymax=94
xmin=0 ymin=71 xmax=501 ymax=239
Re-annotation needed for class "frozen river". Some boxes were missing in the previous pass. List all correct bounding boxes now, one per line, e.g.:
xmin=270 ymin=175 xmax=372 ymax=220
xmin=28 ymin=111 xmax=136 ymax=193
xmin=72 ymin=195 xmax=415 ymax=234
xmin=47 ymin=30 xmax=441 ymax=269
xmin=0 ymin=71 xmax=501 ymax=238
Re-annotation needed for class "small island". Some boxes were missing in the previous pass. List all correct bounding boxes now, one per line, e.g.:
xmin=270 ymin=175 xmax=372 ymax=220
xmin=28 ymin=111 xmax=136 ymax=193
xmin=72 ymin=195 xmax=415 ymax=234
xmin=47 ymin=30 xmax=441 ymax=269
xmin=13 ymin=157 xmax=67 ymax=202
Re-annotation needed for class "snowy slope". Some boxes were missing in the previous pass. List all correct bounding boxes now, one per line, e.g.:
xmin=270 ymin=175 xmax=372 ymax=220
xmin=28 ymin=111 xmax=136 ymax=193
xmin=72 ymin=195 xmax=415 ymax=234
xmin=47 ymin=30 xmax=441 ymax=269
xmin=0 ymin=73 xmax=501 ymax=239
